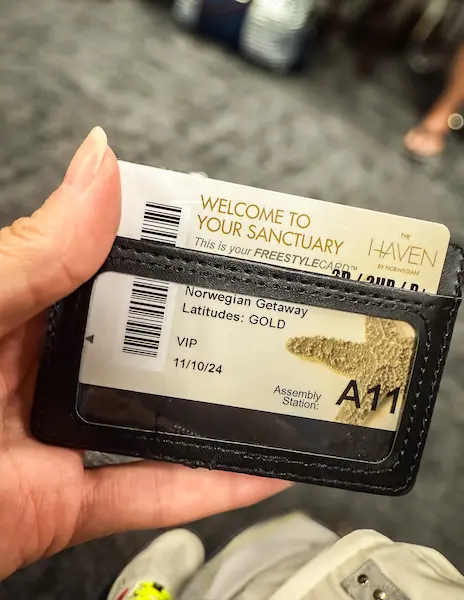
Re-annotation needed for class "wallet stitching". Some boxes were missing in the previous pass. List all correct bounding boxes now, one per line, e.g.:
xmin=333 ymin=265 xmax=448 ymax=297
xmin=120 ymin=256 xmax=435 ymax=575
xmin=108 ymin=250 xmax=452 ymax=312
xmin=400 ymin=329 xmax=431 ymax=458
xmin=44 ymin=304 xmax=59 ymax=358
xmin=405 ymin=299 xmax=459 ymax=477
xmin=37 ymin=248 xmax=461 ymax=492
xmin=34 ymin=430 xmax=402 ymax=492
xmin=455 ymin=247 xmax=464 ymax=296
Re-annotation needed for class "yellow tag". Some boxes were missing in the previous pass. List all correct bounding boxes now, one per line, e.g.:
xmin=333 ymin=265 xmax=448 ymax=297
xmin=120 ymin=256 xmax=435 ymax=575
xmin=131 ymin=582 xmax=171 ymax=600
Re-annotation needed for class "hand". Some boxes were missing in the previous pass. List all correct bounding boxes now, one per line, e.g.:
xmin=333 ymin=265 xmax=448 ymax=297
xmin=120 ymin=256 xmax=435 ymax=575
xmin=0 ymin=128 xmax=289 ymax=580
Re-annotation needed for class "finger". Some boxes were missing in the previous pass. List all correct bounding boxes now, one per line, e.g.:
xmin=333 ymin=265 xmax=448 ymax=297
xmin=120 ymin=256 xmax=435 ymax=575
xmin=0 ymin=317 xmax=43 ymax=397
xmin=74 ymin=461 xmax=291 ymax=543
xmin=0 ymin=318 xmax=43 ymax=435
xmin=0 ymin=127 xmax=121 ymax=336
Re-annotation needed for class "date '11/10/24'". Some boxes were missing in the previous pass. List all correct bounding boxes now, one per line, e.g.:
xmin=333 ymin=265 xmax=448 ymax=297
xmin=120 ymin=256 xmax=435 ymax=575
xmin=174 ymin=358 xmax=223 ymax=374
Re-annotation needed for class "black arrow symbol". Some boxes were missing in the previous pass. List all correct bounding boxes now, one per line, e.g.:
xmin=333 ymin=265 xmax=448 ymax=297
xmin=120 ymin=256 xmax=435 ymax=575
xmin=86 ymin=335 xmax=94 ymax=344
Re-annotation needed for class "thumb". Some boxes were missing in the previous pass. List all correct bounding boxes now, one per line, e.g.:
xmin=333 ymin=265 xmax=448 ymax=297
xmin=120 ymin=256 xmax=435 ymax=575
xmin=0 ymin=127 xmax=121 ymax=336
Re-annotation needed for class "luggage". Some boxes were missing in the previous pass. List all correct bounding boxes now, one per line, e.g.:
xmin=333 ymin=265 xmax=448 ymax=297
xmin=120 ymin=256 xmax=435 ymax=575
xmin=172 ymin=0 xmax=316 ymax=72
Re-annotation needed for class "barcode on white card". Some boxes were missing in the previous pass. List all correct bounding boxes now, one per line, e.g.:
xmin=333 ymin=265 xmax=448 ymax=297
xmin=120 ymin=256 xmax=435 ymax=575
xmin=123 ymin=278 xmax=170 ymax=358
xmin=141 ymin=202 xmax=182 ymax=246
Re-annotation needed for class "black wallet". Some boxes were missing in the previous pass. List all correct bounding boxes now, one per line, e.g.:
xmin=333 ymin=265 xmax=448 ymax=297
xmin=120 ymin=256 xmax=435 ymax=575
xmin=32 ymin=236 xmax=463 ymax=495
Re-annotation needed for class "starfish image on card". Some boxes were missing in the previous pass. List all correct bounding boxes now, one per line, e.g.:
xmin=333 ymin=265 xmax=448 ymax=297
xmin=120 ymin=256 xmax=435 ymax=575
xmin=286 ymin=316 xmax=417 ymax=428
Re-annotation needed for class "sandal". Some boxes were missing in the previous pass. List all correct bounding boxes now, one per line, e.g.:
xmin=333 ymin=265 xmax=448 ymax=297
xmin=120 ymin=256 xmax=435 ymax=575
xmin=403 ymin=124 xmax=447 ymax=163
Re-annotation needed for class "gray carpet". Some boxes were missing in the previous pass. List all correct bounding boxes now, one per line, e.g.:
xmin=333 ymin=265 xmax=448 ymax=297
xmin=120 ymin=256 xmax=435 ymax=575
xmin=1 ymin=0 xmax=464 ymax=597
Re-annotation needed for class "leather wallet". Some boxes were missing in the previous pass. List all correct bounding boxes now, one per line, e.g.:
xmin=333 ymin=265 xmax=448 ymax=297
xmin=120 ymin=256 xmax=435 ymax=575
xmin=31 ymin=236 xmax=463 ymax=495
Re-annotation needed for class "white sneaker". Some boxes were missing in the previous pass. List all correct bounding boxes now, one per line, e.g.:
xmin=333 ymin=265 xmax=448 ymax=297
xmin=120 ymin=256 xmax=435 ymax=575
xmin=107 ymin=529 xmax=206 ymax=600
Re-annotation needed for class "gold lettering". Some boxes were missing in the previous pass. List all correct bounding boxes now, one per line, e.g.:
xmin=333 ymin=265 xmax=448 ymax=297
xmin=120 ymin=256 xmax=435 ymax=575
xmin=312 ymin=238 xmax=324 ymax=251
xmin=300 ymin=234 xmax=313 ymax=250
xmin=201 ymin=195 xmax=220 ymax=211
xmin=368 ymin=238 xmax=437 ymax=267
xmin=282 ymin=231 xmax=295 ymax=246
xmin=218 ymin=198 xmax=229 ymax=214
xmin=206 ymin=217 xmax=221 ymax=232
xmin=235 ymin=202 xmax=246 ymax=217
xmin=232 ymin=221 xmax=243 ymax=237
xmin=198 ymin=215 xmax=208 ymax=229
xmin=408 ymin=246 xmax=421 ymax=265
xmin=384 ymin=242 xmax=395 ymax=260
xmin=422 ymin=248 xmax=437 ymax=267
xmin=398 ymin=245 xmax=410 ymax=262
xmin=247 ymin=224 xmax=257 ymax=239
xmin=268 ymin=228 xmax=283 ymax=243
xmin=246 ymin=204 xmax=260 ymax=219
xmin=334 ymin=240 xmax=344 ymax=254
xmin=255 ymin=226 xmax=269 ymax=241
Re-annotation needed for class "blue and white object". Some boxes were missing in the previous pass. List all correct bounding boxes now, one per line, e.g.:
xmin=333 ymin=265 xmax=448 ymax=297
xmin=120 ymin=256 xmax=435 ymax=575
xmin=240 ymin=0 xmax=316 ymax=72
xmin=171 ymin=0 xmax=315 ymax=72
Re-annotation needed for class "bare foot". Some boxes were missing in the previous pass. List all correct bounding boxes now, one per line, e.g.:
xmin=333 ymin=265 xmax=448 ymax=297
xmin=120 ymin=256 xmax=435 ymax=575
xmin=403 ymin=124 xmax=447 ymax=161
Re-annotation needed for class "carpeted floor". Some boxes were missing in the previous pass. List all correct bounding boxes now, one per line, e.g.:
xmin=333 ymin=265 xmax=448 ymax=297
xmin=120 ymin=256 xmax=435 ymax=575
xmin=1 ymin=1 xmax=464 ymax=597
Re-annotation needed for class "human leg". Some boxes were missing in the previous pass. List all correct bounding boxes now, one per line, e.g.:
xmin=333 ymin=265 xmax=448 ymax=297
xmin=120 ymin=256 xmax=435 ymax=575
xmin=404 ymin=41 xmax=464 ymax=159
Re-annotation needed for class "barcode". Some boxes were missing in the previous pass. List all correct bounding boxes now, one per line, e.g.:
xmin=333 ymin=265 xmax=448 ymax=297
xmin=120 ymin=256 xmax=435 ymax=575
xmin=123 ymin=278 xmax=170 ymax=358
xmin=141 ymin=202 xmax=182 ymax=246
